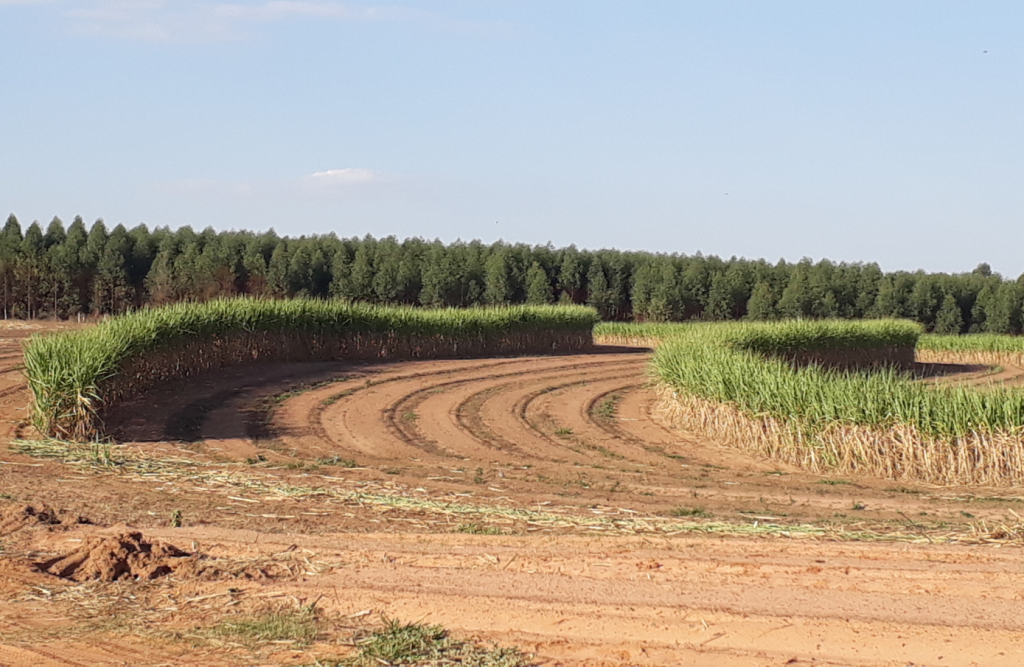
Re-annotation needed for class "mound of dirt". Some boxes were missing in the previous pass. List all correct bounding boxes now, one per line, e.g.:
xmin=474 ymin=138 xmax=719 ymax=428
xmin=0 ymin=504 xmax=61 ymax=537
xmin=37 ymin=532 xmax=191 ymax=582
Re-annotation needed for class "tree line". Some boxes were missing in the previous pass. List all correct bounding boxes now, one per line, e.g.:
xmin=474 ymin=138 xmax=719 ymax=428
xmin=1 ymin=213 xmax=1019 ymax=334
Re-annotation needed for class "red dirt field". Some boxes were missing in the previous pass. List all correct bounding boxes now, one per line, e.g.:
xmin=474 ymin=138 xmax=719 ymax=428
xmin=3 ymin=323 xmax=1024 ymax=666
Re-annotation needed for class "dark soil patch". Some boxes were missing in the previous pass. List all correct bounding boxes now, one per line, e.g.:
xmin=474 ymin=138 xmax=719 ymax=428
xmin=0 ymin=504 xmax=61 ymax=537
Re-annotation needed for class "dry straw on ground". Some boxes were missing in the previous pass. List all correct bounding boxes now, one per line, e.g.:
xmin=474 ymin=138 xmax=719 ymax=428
xmin=14 ymin=438 xmax=1024 ymax=547
xmin=653 ymin=385 xmax=1024 ymax=487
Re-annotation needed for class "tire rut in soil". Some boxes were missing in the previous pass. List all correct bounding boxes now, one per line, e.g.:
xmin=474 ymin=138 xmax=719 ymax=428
xmin=454 ymin=385 xmax=528 ymax=458
xmin=434 ymin=358 xmax=650 ymax=471
xmin=304 ymin=358 xmax=539 ymax=446
xmin=0 ymin=384 xmax=26 ymax=401
xmin=525 ymin=375 xmax=658 ymax=466
xmin=450 ymin=369 xmax=644 ymax=464
xmin=513 ymin=371 xmax=648 ymax=465
xmin=300 ymin=359 xmax=539 ymax=460
xmin=386 ymin=360 xmax=646 ymax=462
xmin=310 ymin=356 xmax=648 ymax=461
xmin=500 ymin=360 xmax=646 ymax=449
xmin=442 ymin=362 xmax=647 ymax=465
xmin=107 ymin=363 xmax=367 ymax=443
xmin=583 ymin=383 xmax=646 ymax=440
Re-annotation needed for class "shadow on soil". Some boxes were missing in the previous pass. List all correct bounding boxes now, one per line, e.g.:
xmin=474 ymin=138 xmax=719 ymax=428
xmin=102 ymin=346 xmax=651 ymax=444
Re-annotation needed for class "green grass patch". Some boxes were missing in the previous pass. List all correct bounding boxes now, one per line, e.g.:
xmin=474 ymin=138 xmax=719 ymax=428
xmin=344 ymin=617 xmax=532 ymax=667
xmin=593 ymin=393 xmax=621 ymax=420
xmin=211 ymin=608 xmax=320 ymax=646
xmin=583 ymin=442 xmax=624 ymax=460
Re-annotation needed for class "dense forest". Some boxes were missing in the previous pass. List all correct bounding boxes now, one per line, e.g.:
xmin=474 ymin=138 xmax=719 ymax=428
xmin=1 ymin=213 xmax=1020 ymax=334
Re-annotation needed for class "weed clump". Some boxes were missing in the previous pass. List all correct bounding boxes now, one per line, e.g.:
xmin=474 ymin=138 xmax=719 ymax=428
xmin=345 ymin=617 xmax=532 ymax=667
xmin=669 ymin=506 xmax=711 ymax=518
xmin=211 ymin=606 xmax=320 ymax=646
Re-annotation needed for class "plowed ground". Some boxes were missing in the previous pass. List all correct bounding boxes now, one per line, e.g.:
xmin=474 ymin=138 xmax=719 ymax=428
xmin=3 ymin=326 xmax=1024 ymax=666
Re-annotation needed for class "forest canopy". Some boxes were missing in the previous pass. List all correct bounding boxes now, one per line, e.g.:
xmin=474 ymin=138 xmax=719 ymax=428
xmin=1 ymin=213 xmax=1018 ymax=334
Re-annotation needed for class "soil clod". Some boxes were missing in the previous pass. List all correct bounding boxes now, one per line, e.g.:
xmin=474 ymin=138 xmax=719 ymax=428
xmin=0 ymin=504 xmax=61 ymax=536
xmin=37 ymin=532 xmax=190 ymax=582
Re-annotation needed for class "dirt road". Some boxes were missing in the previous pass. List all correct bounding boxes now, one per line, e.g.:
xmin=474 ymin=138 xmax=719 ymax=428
xmin=3 ymin=328 xmax=1024 ymax=666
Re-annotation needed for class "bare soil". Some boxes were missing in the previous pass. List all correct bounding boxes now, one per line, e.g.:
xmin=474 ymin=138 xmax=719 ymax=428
xmin=920 ymin=360 xmax=1024 ymax=387
xmin=2 ymin=324 xmax=1024 ymax=666
xmin=35 ymin=532 xmax=191 ymax=582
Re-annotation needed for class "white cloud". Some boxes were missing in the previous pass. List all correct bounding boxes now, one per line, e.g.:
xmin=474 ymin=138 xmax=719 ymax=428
xmin=309 ymin=168 xmax=377 ymax=185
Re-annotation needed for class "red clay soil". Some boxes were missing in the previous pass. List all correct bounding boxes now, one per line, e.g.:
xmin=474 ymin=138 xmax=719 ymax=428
xmin=2 ymin=323 xmax=1024 ymax=666
xmin=35 ymin=531 xmax=190 ymax=582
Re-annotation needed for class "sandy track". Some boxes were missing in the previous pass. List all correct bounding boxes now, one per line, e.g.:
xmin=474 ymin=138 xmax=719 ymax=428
xmin=4 ymin=338 xmax=1024 ymax=665
xmin=922 ymin=361 xmax=1024 ymax=387
xmin=7 ymin=525 xmax=1024 ymax=667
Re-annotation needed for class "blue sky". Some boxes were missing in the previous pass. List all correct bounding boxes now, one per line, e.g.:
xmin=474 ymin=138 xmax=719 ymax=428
xmin=2 ymin=1 xmax=1023 ymax=275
